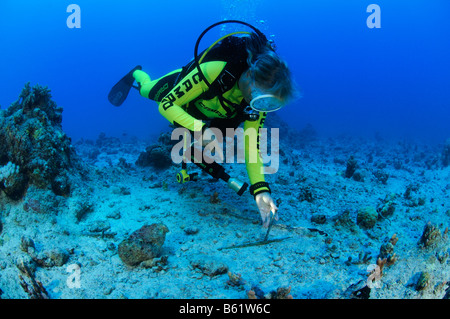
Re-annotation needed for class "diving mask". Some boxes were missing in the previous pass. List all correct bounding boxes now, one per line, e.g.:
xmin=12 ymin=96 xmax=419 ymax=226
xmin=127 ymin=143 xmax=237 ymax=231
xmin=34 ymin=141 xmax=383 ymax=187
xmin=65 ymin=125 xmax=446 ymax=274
xmin=249 ymin=94 xmax=285 ymax=112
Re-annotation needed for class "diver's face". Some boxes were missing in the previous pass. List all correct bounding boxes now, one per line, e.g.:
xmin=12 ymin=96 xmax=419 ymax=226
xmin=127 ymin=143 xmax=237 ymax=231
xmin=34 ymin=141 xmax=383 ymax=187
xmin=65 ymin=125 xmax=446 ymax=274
xmin=239 ymin=70 xmax=285 ymax=112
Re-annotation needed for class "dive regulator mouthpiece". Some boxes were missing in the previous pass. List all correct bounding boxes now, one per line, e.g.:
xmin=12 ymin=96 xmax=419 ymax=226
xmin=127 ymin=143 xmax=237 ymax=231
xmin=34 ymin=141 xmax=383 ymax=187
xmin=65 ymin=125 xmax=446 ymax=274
xmin=227 ymin=178 xmax=249 ymax=196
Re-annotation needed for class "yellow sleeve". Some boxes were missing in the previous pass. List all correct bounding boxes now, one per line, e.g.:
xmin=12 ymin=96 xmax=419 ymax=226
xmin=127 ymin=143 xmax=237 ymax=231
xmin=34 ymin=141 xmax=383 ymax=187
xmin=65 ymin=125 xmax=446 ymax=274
xmin=158 ymin=61 xmax=226 ymax=132
xmin=244 ymin=112 xmax=271 ymax=196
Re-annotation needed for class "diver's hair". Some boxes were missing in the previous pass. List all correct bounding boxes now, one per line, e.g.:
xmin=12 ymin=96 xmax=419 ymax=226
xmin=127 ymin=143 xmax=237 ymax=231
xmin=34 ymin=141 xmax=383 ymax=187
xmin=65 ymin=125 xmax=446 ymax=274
xmin=245 ymin=32 xmax=297 ymax=103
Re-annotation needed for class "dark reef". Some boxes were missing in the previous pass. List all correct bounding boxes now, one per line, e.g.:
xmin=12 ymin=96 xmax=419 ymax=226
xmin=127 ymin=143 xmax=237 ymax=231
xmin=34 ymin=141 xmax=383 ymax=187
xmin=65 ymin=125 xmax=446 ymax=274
xmin=135 ymin=132 xmax=177 ymax=169
xmin=0 ymin=83 xmax=82 ymax=200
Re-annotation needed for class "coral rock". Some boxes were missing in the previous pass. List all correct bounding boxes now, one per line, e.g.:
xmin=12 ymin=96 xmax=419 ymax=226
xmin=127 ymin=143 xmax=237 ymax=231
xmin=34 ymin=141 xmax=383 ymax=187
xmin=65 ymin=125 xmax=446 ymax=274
xmin=377 ymin=194 xmax=396 ymax=218
xmin=135 ymin=144 xmax=173 ymax=169
xmin=352 ymin=170 xmax=365 ymax=182
xmin=247 ymin=290 xmax=257 ymax=299
xmin=415 ymin=271 xmax=430 ymax=291
xmin=273 ymin=286 xmax=293 ymax=299
xmin=0 ymin=83 xmax=81 ymax=199
xmin=43 ymin=248 xmax=69 ymax=267
xmin=227 ymin=271 xmax=245 ymax=287
xmin=419 ymin=222 xmax=442 ymax=248
xmin=0 ymin=162 xmax=27 ymax=200
xmin=118 ymin=223 xmax=169 ymax=266
xmin=184 ymin=226 xmax=199 ymax=235
xmin=311 ymin=214 xmax=326 ymax=224
xmin=356 ymin=206 xmax=378 ymax=229
xmin=20 ymin=236 xmax=36 ymax=253
xmin=344 ymin=280 xmax=371 ymax=299
xmin=333 ymin=209 xmax=356 ymax=230
xmin=190 ymin=256 xmax=229 ymax=277
xmin=345 ymin=155 xmax=358 ymax=178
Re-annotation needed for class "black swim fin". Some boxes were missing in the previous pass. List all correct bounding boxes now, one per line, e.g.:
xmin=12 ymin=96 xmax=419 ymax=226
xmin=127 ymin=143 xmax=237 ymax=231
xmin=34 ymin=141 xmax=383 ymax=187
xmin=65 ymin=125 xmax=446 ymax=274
xmin=108 ymin=65 xmax=142 ymax=106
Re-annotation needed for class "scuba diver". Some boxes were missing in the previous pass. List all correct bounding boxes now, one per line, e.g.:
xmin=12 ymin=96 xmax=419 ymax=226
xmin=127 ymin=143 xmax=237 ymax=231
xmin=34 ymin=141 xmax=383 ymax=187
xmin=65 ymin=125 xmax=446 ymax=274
xmin=108 ymin=21 xmax=296 ymax=228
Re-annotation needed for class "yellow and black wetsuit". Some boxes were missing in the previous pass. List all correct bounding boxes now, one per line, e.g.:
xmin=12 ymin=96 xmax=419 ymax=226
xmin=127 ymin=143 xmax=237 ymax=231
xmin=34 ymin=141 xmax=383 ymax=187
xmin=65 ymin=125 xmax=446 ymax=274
xmin=133 ymin=36 xmax=270 ymax=197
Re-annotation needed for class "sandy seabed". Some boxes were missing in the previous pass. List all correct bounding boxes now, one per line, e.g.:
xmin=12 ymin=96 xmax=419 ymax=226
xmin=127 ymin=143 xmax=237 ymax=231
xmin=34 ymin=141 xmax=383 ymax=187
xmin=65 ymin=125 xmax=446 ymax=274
xmin=0 ymin=130 xmax=449 ymax=300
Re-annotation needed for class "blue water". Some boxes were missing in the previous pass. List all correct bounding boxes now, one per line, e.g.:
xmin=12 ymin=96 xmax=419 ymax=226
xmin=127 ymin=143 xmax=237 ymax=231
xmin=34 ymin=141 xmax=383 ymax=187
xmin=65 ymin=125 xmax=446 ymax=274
xmin=1 ymin=0 xmax=449 ymax=143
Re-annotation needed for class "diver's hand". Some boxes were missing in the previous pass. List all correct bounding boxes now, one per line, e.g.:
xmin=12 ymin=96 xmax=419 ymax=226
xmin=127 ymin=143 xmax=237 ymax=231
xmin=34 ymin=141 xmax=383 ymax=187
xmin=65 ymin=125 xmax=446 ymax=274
xmin=255 ymin=192 xmax=278 ymax=228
